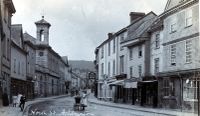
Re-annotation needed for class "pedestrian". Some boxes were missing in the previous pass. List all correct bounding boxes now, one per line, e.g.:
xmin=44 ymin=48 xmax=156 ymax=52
xmin=81 ymin=91 xmax=88 ymax=107
xmin=2 ymin=92 xmax=9 ymax=106
xmin=19 ymin=94 xmax=26 ymax=111
xmin=12 ymin=94 xmax=17 ymax=107
xmin=17 ymin=93 xmax=22 ymax=106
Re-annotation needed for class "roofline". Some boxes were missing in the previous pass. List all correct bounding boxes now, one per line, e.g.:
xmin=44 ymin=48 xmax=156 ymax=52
xmin=4 ymin=0 xmax=16 ymax=13
xmin=115 ymin=28 xmax=127 ymax=36
xmin=11 ymin=40 xmax=27 ymax=55
xmin=164 ymin=0 xmax=171 ymax=11
xmin=127 ymin=11 xmax=157 ymax=28
xmin=160 ymin=0 xmax=198 ymax=19
xmin=96 ymin=11 xmax=157 ymax=49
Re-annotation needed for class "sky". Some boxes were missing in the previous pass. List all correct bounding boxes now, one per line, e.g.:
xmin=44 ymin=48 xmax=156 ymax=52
xmin=12 ymin=0 xmax=168 ymax=61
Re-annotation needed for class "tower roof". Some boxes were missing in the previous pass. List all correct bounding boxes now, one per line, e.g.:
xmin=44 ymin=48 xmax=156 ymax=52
xmin=35 ymin=16 xmax=51 ymax=27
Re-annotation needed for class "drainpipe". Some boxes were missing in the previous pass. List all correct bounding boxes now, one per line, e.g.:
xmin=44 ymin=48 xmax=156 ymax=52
xmin=177 ymin=72 xmax=182 ymax=112
xmin=198 ymin=80 xmax=199 ymax=116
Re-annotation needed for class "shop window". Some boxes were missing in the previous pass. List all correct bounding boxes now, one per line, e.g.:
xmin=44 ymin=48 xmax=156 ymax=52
xmin=185 ymin=78 xmax=198 ymax=100
xmin=163 ymin=79 xmax=175 ymax=97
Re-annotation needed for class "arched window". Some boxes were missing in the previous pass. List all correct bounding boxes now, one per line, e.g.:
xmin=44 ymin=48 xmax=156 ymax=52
xmin=40 ymin=30 xmax=44 ymax=41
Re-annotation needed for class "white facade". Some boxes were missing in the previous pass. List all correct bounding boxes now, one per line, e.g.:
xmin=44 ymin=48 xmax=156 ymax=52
xmin=10 ymin=44 xmax=26 ymax=81
xmin=116 ymin=31 xmax=128 ymax=76
xmin=150 ymin=30 xmax=164 ymax=76
xmin=98 ymin=33 xmax=118 ymax=99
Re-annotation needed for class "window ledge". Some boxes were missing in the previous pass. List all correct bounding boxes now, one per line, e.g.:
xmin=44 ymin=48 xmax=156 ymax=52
xmin=185 ymin=62 xmax=192 ymax=64
xmin=170 ymin=30 xmax=177 ymax=34
xmin=185 ymin=24 xmax=192 ymax=29
xmin=163 ymin=96 xmax=176 ymax=100
xmin=138 ymin=56 xmax=142 ymax=58
xmin=184 ymin=98 xmax=198 ymax=102
xmin=154 ymin=47 xmax=160 ymax=50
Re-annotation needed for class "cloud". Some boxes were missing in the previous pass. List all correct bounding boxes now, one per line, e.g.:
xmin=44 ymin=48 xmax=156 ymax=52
xmin=12 ymin=0 xmax=167 ymax=61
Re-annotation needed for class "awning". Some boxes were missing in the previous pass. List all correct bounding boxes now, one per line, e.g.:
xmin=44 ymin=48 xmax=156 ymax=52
xmin=139 ymin=80 xmax=157 ymax=83
xmin=109 ymin=80 xmax=124 ymax=86
xmin=124 ymin=82 xmax=137 ymax=88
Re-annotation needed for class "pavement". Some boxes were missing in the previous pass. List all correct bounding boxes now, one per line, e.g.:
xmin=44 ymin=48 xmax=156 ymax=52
xmin=0 ymin=93 xmax=198 ymax=116
xmin=0 ymin=94 xmax=69 ymax=116
xmin=87 ymin=94 xmax=198 ymax=116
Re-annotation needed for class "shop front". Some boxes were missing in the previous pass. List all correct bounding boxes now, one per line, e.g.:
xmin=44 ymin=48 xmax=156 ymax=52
xmin=11 ymin=78 xmax=34 ymax=100
xmin=138 ymin=77 xmax=158 ymax=108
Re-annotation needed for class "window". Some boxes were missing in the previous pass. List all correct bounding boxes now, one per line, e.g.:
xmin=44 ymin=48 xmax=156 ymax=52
xmin=185 ymin=78 xmax=198 ymax=100
xmin=138 ymin=65 xmax=142 ymax=77
xmin=108 ymin=42 xmax=111 ymax=56
xmin=170 ymin=44 xmax=176 ymax=66
xmin=129 ymin=66 xmax=133 ymax=78
xmin=18 ymin=62 xmax=20 ymax=74
xmin=170 ymin=23 xmax=176 ymax=33
xmin=138 ymin=45 xmax=142 ymax=57
xmin=22 ymin=62 xmax=24 ymax=76
xmin=185 ymin=40 xmax=192 ymax=63
xmin=120 ymin=56 xmax=124 ymax=73
xmin=163 ymin=79 xmax=170 ymax=96
xmin=113 ymin=60 xmax=115 ymax=75
xmin=154 ymin=58 xmax=159 ymax=74
xmin=40 ymin=30 xmax=44 ymax=41
xmin=155 ymin=34 xmax=160 ymax=48
xmin=129 ymin=48 xmax=133 ymax=60
xmin=185 ymin=9 xmax=192 ymax=27
xmin=113 ymin=39 xmax=115 ymax=53
xmin=170 ymin=17 xmax=177 ymax=33
xmin=39 ymin=52 xmax=44 ymax=56
xmin=101 ymin=63 xmax=104 ymax=75
xmin=14 ymin=59 xmax=16 ymax=73
xmin=4 ymin=5 xmax=8 ymax=23
xmin=120 ymin=34 xmax=124 ymax=42
xmin=108 ymin=62 xmax=110 ymax=77
xmin=7 ymin=39 xmax=10 ymax=59
xmin=163 ymin=79 xmax=175 ymax=96
xmin=101 ymin=46 xmax=104 ymax=59
xmin=120 ymin=46 xmax=124 ymax=51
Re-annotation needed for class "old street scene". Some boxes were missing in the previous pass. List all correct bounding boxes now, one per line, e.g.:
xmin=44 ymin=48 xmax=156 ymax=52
xmin=0 ymin=0 xmax=199 ymax=116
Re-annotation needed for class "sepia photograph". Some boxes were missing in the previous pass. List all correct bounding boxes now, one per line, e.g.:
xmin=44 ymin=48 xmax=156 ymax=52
xmin=0 ymin=0 xmax=199 ymax=115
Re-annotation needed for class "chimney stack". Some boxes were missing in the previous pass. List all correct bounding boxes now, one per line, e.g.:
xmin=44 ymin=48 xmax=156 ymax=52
xmin=129 ymin=12 xmax=145 ymax=23
xmin=108 ymin=33 xmax=113 ymax=39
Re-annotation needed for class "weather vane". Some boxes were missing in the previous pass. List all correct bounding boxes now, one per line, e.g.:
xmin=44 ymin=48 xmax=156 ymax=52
xmin=41 ymin=9 xmax=46 ymax=19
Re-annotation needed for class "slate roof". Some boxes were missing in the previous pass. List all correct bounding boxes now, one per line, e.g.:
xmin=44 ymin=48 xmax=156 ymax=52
xmin=122 ymin=11 xmax=157 ymax=43
xmin=23 ymin=32 xmax=36 ymax=44
xmin=11 ymin=24 xmax=23 ymax=48
xmin=147 ymin=17 xmax=164 ymax=33
xmin=35 ymin=17 xmax=51 ymax=27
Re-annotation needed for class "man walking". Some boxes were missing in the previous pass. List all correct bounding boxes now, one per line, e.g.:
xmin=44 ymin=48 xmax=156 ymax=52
xmin=19 ymin=94 xmax=26 ymax=111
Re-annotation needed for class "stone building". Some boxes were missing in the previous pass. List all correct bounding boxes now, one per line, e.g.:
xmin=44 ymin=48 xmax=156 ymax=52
xmin=121 ymin=12 xmax=157 ymax=107
xmin=34 ymin=16 xmax=67 ymax=97
xmin=95 ymin=12 xmax=157 ymax=105
xmin=157 ymin=0 xmax=199 ymax=112
xmin=0 ymin=0 xmax=15 ymax=105
xmin=24 ymin=32 xmax=36 ymax=99
xmin=96 ymin=33 xmax=117 ymax=100
xmin=10 ymin=24 xmax=32 ymax=99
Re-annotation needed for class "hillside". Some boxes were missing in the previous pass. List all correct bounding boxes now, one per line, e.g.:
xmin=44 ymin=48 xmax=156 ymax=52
xmin=69 ymin=60 xmax=95 ymax=72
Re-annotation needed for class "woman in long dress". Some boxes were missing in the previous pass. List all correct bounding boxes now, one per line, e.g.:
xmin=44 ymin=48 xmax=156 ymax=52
xmin=82 ymin=91 xmax=88 ymax=107
xmin=17 ymin=93 xmax=22 ymax=106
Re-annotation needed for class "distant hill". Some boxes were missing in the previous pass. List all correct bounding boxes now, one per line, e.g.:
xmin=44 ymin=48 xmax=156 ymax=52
xmin=69 ymin=60 xmax=95 ymax=72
